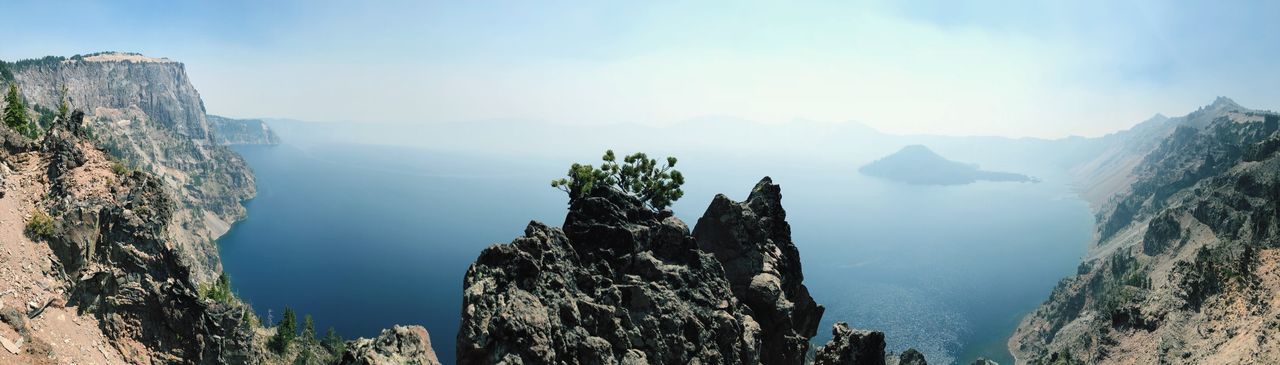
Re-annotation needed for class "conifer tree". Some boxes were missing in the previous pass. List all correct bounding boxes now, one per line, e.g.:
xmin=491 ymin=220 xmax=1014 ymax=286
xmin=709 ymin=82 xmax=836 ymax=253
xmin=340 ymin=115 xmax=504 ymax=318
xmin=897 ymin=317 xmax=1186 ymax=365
xmin=270 ymin=307 xmax=299 ymax=353
xmin=323 ymin=327 xmax=346 ymax=356
xmin=57 ymin=85 xmax=69 ymax=119
xmin=301 ymin=314 xmax=316 ymax=343
xmin=3 ymin=83 xmax=29 ymax=133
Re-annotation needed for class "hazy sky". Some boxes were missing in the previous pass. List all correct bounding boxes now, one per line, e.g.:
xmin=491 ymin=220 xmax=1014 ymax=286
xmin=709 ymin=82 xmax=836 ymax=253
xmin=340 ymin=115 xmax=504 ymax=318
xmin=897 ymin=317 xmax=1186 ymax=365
xmin=4 ymin=0 xmax=1278 ymax=138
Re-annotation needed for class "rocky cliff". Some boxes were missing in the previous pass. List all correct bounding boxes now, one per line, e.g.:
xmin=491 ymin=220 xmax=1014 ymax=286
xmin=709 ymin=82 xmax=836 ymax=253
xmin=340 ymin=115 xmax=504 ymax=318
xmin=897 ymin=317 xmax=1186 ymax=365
xmin=208 ymin=114 xmax=281 ymax=145
xmin=3 ymin=52 xmax=256 ymax=282
xmin=0 ymin=53 xmax=420 ymax=365
xmin=1010 ymin=99 xmax=1280 ymax=364
xmin=694 ymin=178 xmax=824 ymax=364
xmin=0 ymin=111 xmax=261 ymax=363
xmin=458 ymin=177 xmax=927 ymax=365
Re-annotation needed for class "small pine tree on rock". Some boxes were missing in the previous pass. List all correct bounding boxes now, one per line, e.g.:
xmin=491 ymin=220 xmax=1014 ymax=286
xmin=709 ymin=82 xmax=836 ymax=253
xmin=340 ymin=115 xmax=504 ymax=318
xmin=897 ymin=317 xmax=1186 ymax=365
xmin=551 ymin=150 xmax=685 ymax=211
xmin=57 ymin=85 xmax=69 ymax=120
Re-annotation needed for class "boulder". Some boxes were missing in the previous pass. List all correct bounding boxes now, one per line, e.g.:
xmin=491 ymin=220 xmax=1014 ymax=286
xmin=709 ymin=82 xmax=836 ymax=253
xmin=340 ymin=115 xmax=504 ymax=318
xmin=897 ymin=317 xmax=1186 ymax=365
xmin=813 ymin=322 xmax=886 ymax=365
xmin=341 ymin=325 xmax=441 ymax=365
xmin=897 ymin=348 xmax=928 ymax=365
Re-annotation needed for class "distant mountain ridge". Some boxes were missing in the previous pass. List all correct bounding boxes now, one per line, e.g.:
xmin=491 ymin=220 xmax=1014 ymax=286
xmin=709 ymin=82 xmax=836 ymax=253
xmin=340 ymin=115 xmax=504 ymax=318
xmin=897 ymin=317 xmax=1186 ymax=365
xmin=859 ymin=144 xmax=1037 ymax=185
xmin=1010 ymin=98 xmax=1280 ymax=364
xmin=208 ymin=114 xmax=281 ymax=145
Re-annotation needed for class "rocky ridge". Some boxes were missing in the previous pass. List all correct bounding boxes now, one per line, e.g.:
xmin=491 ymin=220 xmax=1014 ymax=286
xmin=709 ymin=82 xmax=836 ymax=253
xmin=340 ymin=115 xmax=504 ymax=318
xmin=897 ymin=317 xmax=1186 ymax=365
xmin=208 ymin=114 xmax=281 ymax=145
xmin=1010 ymin=99 xmax=1280 ymax=364
xmin=4 ymin=52 xmax=259 ymax=282
xmin=458 ymin=177 xmax=928 ymax=364
xmin=0 ymin=111 xmax=260 ymax=363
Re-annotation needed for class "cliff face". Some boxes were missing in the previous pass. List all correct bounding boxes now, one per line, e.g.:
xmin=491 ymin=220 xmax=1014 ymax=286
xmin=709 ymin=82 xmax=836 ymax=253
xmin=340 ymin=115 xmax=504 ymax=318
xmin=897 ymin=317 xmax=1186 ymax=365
xmin=4 ymin=53 xmax=256 ymax=282
xmin=208 ymin=115 xmax=281 ymax=145
xmin=1 ymin=53 xmax=422 ymax=365
xmin=1010 ymin=100 xmax=1280 ymax=364
xmin=0 ymin=112 xmax=259 ymax=364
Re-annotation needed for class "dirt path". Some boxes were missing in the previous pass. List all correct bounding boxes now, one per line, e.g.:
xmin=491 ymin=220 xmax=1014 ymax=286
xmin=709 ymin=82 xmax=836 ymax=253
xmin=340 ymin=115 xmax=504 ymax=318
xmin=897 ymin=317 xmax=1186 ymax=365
xmin=0 ymin=151 xmax=128 ymax=364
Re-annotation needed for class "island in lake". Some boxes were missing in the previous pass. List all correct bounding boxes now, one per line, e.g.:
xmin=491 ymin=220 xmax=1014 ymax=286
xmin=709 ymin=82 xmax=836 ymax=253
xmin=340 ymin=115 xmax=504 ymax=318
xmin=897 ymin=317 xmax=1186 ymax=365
xmin=859 ymin=145 xmax=1038 ymax=185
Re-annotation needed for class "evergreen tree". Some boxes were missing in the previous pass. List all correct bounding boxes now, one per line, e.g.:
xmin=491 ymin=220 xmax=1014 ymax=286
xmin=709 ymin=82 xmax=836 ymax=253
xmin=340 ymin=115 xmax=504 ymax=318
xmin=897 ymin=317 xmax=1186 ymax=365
xmin=323 ymin=327 xmax=346 ymax=356
xmin=204 ymin=272 xmax=233 ymax=302
xmin=57 ymin=85 xmax=69 ymax=119
xmin=270 ymin=307 xmax=299 ymax=354
xmin=301 ymin=314 xmax=316 ymax=343
xmin=3 ymin=83 xmax=30 ymax=133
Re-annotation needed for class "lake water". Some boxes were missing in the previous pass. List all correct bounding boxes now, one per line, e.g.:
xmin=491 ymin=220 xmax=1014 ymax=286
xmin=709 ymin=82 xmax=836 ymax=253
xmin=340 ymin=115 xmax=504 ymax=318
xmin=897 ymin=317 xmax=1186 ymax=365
xmin=219 ymin=141 xmax=1092 ymax=364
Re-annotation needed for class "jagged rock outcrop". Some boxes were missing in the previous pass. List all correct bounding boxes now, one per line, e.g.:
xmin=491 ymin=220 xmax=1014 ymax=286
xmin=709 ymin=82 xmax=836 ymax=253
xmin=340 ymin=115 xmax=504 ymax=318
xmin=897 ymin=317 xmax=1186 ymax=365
xmin=1011 ymin=99 xmax=1280 ymax=364
xmin=5 ymin=52 xmax=258 ymax=282
xmin=458 ymin=186 xmax=764 ymax=364
xmin=458 ymin=176 xmax=934 ymax=364
xmin=39 ymin=111 xmax=257 ymax=363
xmin=813 ymin=322 xmax=886 ymax=365
xmin=208 ymin=114 xmax=281 ymax=145
xmin=341 ymin=325 xmax=441 ymax=365
xmin=693 ymin=177 xmax=823 ymax=364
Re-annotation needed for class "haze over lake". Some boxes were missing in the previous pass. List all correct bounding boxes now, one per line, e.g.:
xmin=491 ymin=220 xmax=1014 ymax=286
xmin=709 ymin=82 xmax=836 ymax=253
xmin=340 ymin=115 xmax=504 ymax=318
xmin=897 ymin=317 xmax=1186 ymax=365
xmin=218 ymin=122 xmax=1091 ymax=364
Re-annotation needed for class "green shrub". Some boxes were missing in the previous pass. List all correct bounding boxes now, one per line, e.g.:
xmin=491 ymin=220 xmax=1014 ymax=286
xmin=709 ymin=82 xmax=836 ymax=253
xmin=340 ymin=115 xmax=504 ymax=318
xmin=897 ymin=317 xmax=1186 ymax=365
xmin=323 ymin=327 xmax=346 ymax=357
xmin=111 ymin=161 xmax=129 ymax=176
xmin=202 ymin=272 xmax=233 ymax=303
xmin=551 ymin=150 xmax=685 ymax=210
xmin=25 ymin=210 xmax=54 ymax=240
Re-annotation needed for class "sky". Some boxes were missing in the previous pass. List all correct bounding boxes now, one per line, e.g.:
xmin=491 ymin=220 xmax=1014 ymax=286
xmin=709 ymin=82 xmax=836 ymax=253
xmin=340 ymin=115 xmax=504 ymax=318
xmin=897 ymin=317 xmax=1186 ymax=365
xmin=3 ymin=0 xmax=1279 ymax=138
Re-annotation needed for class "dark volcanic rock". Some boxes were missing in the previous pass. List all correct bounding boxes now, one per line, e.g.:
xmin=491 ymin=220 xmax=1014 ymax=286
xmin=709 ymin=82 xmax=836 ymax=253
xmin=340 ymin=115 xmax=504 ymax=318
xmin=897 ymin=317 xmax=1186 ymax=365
xmin=896 ymin=348 xmax=928 ymax=365
xmin=1142 ymin=211 xmax=1182 ymax=255
xmin=40 ymin=117 xmax=255 ymax=364
xmin=693 ymin=177 xmax=824 ymax=365
xmin=42 ymin=111 xmax=89 ymax=192
xmin=813 ymin=322 xmax=886 ymax=365
xmin=342 ymin=325 xmax=442 ymax=365
xmin=458 ymin=186 xmax=763 ymax=364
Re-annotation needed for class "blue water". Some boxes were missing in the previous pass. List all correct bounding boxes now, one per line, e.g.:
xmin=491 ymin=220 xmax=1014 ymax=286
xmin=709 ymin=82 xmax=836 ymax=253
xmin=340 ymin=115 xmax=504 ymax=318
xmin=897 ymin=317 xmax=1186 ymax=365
xmin=219 ymin=142 xmax=1092 ymax=364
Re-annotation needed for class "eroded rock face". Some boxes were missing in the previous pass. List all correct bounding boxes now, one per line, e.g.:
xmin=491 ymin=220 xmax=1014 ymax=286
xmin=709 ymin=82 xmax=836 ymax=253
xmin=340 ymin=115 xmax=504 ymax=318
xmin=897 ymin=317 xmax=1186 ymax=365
xmin=458 ymin=187 xmax=763 ymax=364
xmin=10 ymin=54 xmax=259 ymax=282
xmin=1011 ymin=102 xmax=1280 ymax=364
xmin=813 ymin=322 xmax=886 ymax=365
xmin=341 ymin=325 xmax=441 ymax=365
xmin=41 ymin=115 xmax=256 ymax=364
xmin=694 ymin=177 xmax=824 ymax=365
